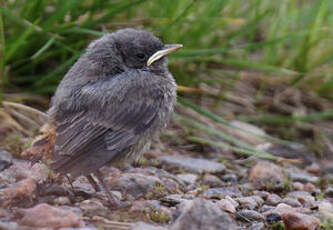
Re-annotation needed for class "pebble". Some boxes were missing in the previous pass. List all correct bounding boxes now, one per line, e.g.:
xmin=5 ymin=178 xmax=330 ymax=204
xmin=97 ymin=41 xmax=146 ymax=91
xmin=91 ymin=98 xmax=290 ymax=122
xmin=0 ymin=150 xmax=13 ymax=171
xmin=107 ymin=173 xmax=163 ymax=199
xmin=303 ymin=183 xmax=316 ymax=193
xmin=0 ymin=161 xmax=48 ymax=183
xmin=287 ymin=191 xmax=317 ymax=208
xmin=324 ymin=186 xmax=333 ymax=198
xmin=318 ymin=200 xmax=333 ymax=219
xmin=249 ymin=161 xmax=285 ymax=191
xmin=202 ymin=187 xmax=242 ymax=199
xmin=202 ymin=174 xmax=223 ymax=187
xmin=216 ymin=199 xmax=236 ymax=214
xmin=266 ymin=213 xmax=282 ymax=225
xmin=236 ymin=209 xmax=264 ymax=222
xmin=19 ymin=203 xmax=82 ymax=228
xmin=289 ymin=172 xmax=319 ymax=184
xmin=282 ymin=212 xmax=320 ymax=230
xmin=0 ymin=178 xmax=36 ymax=207
xmin=221 ymin=174 xmax=238 ymax=183
xmin=79 ymin=199 xmax=108 ymax=213
xmin=159 ymin=156 xmax=225 ymax=174
xmin=292 ymin=182 xmax=304 ymax=191
xmin=54 ymin=196 xmax=71 ymax=206
xmin=266 ymin=194 xmax=282 ymax=206
xmin=171 ymin=198 xmax=237 ymax=230
xmin=281 ymin=197 xmax=302 ymax=207
xmin=235 ymin=196 xmax=258 ymax=210
xmin=177 ymin=173 xmax=198 ymax=184
xmin=248 ymin=222 xmax=265 ymax=230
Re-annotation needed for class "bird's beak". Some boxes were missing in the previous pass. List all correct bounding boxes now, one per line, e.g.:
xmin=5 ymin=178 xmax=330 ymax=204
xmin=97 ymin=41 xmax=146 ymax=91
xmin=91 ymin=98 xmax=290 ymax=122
xmin=147 ymin=44 xmax=183 ymax=66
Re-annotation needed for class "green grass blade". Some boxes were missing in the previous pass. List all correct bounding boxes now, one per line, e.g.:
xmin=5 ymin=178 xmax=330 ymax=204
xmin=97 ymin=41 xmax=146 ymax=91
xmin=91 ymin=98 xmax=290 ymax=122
xmin=188 ymin=136 xmax=279 ymax=161
xmin=31 ymin=37 xmax=55 ymax=59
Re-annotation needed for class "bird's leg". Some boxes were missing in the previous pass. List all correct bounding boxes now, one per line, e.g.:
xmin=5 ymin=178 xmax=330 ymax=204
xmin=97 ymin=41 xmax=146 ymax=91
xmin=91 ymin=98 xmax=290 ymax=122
xmin=94 ymin=170 xmax=120 ymax=207
xmin=86 ymin=175 xmax=101 ymax=192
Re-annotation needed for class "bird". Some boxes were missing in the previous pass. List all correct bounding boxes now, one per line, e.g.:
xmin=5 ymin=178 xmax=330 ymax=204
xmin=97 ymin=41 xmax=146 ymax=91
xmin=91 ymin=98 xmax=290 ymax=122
xmin=23 ymin=28 xmax=182 ymax=206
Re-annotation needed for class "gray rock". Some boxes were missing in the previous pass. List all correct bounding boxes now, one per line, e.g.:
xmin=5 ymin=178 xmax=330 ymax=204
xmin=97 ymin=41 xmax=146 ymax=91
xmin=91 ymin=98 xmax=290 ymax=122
xmin=221 ymin=174 xmax=238 ymax=183
xmin=324 ymin=187 xmax=333 ymax=198
xmin=171 ymin=198 xmax=237 ymax=230
xmin=202 ymin=174 xmax=223 ymax=187
xmin=287 ymin=191 xmax=316 ymax=208
xmin=236 ymin=196 xmax=258 ymax=210
xmin=248 ymin=222 xmax=265 ymax=230
xmin=289 ymin=172 xmax=319 ymax=184
xmin=131 ymin=222 xmax=169 ymax=230
xmin=281 ymin=197 xmax=302 ymax=207
xmin=0 ymin=150 xmax=13 ymax=171
xmin=177 ymin=174 xmax=198 ymax=184
xmin=236 ymin=209 xmax=264 ymax=222
xmin=202 ymin=187 xmax=242 ymax=199
xmin=107 ymin=173 xmax=162 ymax=199
xmin=159 ymin=156 xmax=225 ymax=174
xmin=266 ymin=194 xmax=282 ymax=206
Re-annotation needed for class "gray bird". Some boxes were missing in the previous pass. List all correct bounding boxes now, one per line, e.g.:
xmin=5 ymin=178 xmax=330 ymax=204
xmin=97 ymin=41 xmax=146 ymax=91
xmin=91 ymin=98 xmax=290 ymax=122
xmin=44 ymin=28 xmax=181 ymax=205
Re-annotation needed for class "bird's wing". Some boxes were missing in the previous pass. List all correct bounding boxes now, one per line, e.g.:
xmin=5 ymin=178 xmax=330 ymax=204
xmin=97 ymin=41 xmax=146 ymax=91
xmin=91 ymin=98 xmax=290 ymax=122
xmin=50 ymin=70 xmax=164 ymax=177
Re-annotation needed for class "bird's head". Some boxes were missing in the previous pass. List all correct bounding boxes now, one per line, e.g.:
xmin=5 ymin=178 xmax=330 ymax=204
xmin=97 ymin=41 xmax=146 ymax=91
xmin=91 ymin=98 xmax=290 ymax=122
xmin=85 ymin=28 xmax=182 ymax=75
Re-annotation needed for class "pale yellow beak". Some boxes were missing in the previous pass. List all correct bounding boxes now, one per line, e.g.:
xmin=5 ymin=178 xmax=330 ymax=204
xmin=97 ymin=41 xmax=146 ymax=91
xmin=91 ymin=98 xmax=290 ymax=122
xmin=147 ymin=44 xmax=183 ymax=66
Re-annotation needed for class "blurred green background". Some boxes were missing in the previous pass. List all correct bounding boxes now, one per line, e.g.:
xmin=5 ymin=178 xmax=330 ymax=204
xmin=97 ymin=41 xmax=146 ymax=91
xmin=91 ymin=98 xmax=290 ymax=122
xmin=0 ymin=0 xmax=332 ymax=156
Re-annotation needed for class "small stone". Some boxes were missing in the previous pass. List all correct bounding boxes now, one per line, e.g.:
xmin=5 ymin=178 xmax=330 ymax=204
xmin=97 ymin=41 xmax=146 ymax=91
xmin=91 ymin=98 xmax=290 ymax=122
xmin=171 ymin=198 xmax=237 ymax=230
xmin=216 ymin=199 xmax=236 ymax=214
xmin=159 ymin=156 xmax=225 ymax=174
xmin=107 ymin=173 xmax=163 ymax=199
xmin=202 ymin=174 xmax=223 ymax=187
xmin=306 ymin=163 xmax=320 ymax=175
xmin=177 ymin=173 xmax=198 ymax=184
xmin=287 ymin=191 xmax=316 ymax=208
xmin=266 ymin=213 xmax=282 ymax=225
xmin=261 ymin=205 xmax=275 ymax=213
xmin=79 ymin=199 xmax=108 ymax=213
xmin=303 ymin=183 xmax=316 ymax=193
xmin=253 ymin=190 xmax=270 ymax=199
xmin=251 ymin=196 xmax=264 ymax=206
xmin=281 ymin=212 xmax=320 ymax=230
xmin=0 ymin=178 xmax=36 ymax=207
xmin=225 ymin=196 xmax=239 ymax=209
xmin=289 ymin=172 xmax=319 ymax=184
xmin=0 ymin=150 xmax=12 ymax=171
xmin=281 ymin=197 xmax=302 ymax=207
xmin=54 ymin=196 xmax=71 ymax=206
xmin=318 ymin=200 xmax=333 ymax=219
xmin=20 ymin=203 xmax=82 ymax=228
xmin=248 ymin=222 xmax=265 ymax=230
xmin=249 ymin=161 xmax=285 ymax=191
xmin=221 ymin=174 xmax=238 ymax=183
xmin=0 ymin=161 xmax=48 ymax=183
xmin=236 ymin=196 xmax=258 ymax=210
xmin=324 ymin=187 xmax=333 ymax=198
xmin=266 ymin=194 xmax=282 ymax=206
xmin=292 ymin=182 xmax=304 ymax=191
xmin=160 ymin=194 xmax=188 ymax=206
xmin=202 ymin=187 xmax=242 ymax=199
xmin=236 ymin=210 xmax=264 ymax=222
xmin=131 ymin=222 xmax=168 ymax=230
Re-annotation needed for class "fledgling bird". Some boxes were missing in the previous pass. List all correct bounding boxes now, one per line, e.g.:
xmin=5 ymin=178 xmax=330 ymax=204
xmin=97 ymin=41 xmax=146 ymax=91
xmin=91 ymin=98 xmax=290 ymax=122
xmin=25 ymin=28 xmax=182 ymax=206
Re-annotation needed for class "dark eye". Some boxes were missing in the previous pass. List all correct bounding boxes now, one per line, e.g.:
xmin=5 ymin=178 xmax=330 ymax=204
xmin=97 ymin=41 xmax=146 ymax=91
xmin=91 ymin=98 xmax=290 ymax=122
xmin=136 ymin=53 xmax=145 ymax=60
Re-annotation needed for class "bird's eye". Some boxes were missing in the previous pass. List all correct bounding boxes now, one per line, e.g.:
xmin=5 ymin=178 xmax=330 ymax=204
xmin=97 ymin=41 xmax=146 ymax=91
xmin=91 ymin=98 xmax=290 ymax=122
xmin=136 ymin=53 xmax=145 ymax=60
